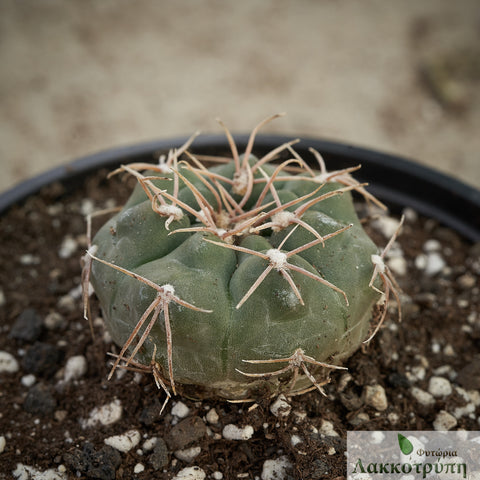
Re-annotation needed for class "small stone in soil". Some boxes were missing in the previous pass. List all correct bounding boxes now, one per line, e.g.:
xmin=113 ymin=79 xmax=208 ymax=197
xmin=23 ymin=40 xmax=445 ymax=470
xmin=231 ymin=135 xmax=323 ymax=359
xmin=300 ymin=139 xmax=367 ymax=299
xmin=174 ymin=445 xmax=202 ymax=462
xmin=22 ymin=342 xmax=63 ymax=378
xmin=9 ymin=308 xmax=44 ymax=342
xmin=63 ymin=442 xmax=121 ymax=480
xmin=349 ymin=412 xmax=370 ymax=426
xmin=387 ymin=371 xmax=410 ymax=389
xmin=456 ymin=358 xmax=480 ymax=390
xmin=387 ymin=255 xmax=407 ymax=276
xmin=372 ymin=216 xmax=401 ymax=238
xmin=150 ymin=437 xmax=169 ymax=470
xmin=290 ymin=434 xmax=303 ymax=447
xmin=21 ymin=373 xmax=36 ymax=387
xmin=319 ymin=419 xmax=339 ymax=437
xmin=311 ymin=458 xmax=331 ymax=479
xmin=82 ymin=399 xmax=123 ymax=428
xmin=166 ymin=416 xmax=207 ymax=450
xmin=0 ymin=350 xmax=19 ymax=373
xmin=270 ymin=394 xmax=291 ymax=418
xmin=173 ymin=466 xmax=206 ymax=480
xmin=222 ymin=424 xmax=254 ymax=441
xmin=104 ymin=429 xmax=141 ymax=453
xmin=428 ymin=376 xmax=452 ymax=398
xmin=58 ymin=235 xmax=78 ymax=259
xmin=64 ymin=355 xmax=88 ymax=382
xmin=139 ymin=399 xmax=162 ymax=426
xmin=171 ymin=401 xmax=190 ymax=419
xmin=424 ymin=252 xmax=446 ymax=276
xmin=261 ymin=455 xmax=292 ymax=480
xmin=364 ymin=384 xmax=388 ymax=411
xmin=205 ymin=407 xmax=219 ymax=425
xmin=23 ymin=382 xmax=57 ymax=416
xmin=12 ymin=464 xmax=67 ymax=480
xmin=410 ymin=386 xmax=436 ymax=407
xmin=433 ymin=410 xmax=457 ymax=431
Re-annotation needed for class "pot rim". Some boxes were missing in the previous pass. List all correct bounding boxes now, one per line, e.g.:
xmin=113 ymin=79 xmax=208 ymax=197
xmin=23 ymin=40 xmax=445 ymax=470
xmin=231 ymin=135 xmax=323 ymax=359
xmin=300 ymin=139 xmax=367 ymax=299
xmin=1 ymin=134 xmax=479 ymax=241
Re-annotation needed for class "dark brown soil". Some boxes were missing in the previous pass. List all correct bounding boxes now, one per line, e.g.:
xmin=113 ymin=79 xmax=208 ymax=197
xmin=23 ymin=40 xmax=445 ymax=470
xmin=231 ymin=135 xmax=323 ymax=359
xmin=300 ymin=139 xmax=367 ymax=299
xmin=0 ymin=169 xmax=479 ymax=480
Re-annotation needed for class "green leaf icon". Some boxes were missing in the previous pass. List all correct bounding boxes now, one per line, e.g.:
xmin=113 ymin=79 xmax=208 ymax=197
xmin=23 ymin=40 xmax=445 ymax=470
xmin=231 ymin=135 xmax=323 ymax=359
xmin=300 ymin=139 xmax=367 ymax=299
xmin=398 ymin=434 xmax=414 ymax=455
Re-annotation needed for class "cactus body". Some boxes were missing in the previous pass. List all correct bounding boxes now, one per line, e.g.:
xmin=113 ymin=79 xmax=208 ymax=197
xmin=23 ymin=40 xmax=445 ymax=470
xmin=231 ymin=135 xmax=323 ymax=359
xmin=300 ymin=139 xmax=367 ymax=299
xmin=88 ymin=128 xmax=385 ymax=399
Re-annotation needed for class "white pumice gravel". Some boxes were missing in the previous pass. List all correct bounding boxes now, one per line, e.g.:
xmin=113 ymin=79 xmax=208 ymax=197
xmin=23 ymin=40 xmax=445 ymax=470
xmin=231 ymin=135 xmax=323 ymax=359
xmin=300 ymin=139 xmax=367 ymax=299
xmin=364 ymin=384 xmax=388 ymax=411
xmin=290 ymin=434 xmax=303 ymax=447
xmin=21 ymin=374 xmax=36 ymax=387
xmin=372 ymin=216 xmax=402 ymax=238
xmin=58 ymin=235 xmax=78 ymax=259
xmin=80 ymin=198 xmax=95 ymax=216
xmin=453 ymin=402 xmax=476 ymax=419
xmin=433 ymin=410 xmax=457 ymax=431
xmin=104 ymin=429 xmax=141 ymax=452
xmin=0 ymin=435 xmax=6 ymax=453
xmin=64 ymin=355 xmax=88 ymax=382
xmin=402 ymin=207 xmax=418 ymax=222
xmin=0 ymin=350 xmax=19 ymax=373
xmin=134 ymin=463 xmax=145 ymax=474
xmin=415 ymin=254 xmax=428 ymax=270
xmin=205 ymin=407 xmax=219 ymax=425
xmin=423 ymin=239 xmax=441 ymax=252
xmin=12 ymin=463 xmax=67 ymax=480
xmin=424 ymin=252 xmax=446 ymax=276
xmin=44 ymin=312 xmax=65 ymax=330
xmin=319 ymin=419 xmax=339 ymax=437
xmin=387 ymin=256 xmax=407 ymax=276
xmin=410 ymin=387 xmax=435 ymax=407
xmin=270 ymin=394 xmax=291 ymax=418
xmin=407 ymin=365 xmax=426 ymax=382
xmin=428 ymin=376 xmax=452 ymax=398
xmin=261 ymin=455 xmax=292 ymax=480
xmin=174 ymin=446 xmax=202 ymax=462
xmin=19 ymin=254 xmax=41 ymax=265
xmin=222 ymin=424 xmax=254 ymax=441
xmin=172 ymin=466 xmax=206 ymax=480
xmin=171 ymin=401 xmax=190 ymax=419
xmin=142 ymin=437 xmax=158 ymax=451
xmin=468 ymin=390 xmax=480 ymax=406
xmin=81 ymin=399 xmax=122 ymax=428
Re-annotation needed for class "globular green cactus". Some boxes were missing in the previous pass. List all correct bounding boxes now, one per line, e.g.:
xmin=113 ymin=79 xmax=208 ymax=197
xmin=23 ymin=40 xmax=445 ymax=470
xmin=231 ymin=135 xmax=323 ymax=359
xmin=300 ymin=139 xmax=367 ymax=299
xmin=83 ymin=114 xmax=401 ymax=401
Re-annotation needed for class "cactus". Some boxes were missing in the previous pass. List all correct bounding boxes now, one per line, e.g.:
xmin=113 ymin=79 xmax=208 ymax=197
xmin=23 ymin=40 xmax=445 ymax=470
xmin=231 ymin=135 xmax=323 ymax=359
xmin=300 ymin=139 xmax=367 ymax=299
xmin=83 ymin=114 xmax=401 ymax=401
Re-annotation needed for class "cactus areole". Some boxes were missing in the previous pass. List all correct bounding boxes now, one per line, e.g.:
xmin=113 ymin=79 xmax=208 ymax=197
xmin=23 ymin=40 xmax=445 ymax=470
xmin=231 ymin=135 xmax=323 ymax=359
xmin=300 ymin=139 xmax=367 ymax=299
xmin=85 ymin=115 xmax=397 ymax=401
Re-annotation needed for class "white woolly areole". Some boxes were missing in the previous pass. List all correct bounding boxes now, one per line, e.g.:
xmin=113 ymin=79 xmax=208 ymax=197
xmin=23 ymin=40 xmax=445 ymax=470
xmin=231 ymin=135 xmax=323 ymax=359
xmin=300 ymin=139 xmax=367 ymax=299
xmin=157 ymin=155 xmax=173 ymax=174
xmin=266 ymin=249 xmax=288 ymax=270
xmin=371 ymin=254 xmax=386 ymax=273
xmin=271 ymin=211 xmax=295 ymax=230
xmin=160 ymin=284 xmax=175 ymax=300
xmin=158 ymin=164 xmax=173 ymax=174
xmin=215 ymin=228 xmax=228 ymax=238
xmin=157 ymin=204 xmax=183 ymax=220
xmin=232 ymin=169 xmax=249 ymax=195
xmin=196 ymin=209 xmax=209 ymax=225
xmin=314 ymin=173 xmax=332 ymax=183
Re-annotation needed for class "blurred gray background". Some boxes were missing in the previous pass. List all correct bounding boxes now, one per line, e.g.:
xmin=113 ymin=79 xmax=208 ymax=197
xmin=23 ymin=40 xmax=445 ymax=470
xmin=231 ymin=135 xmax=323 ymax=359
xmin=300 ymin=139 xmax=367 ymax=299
xmin=1 ymin=0 xmax=479 ymax=192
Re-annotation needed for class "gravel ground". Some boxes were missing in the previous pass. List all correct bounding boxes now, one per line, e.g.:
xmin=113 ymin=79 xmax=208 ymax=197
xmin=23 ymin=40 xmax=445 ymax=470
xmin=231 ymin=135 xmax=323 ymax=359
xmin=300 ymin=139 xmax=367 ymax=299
xmin=0 ymin=159 xmax=479 ymax=479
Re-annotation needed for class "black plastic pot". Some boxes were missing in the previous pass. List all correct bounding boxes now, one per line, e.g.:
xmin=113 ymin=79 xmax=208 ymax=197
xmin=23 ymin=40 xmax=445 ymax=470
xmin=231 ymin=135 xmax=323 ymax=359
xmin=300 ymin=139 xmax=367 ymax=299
xmin=1 ymin=135 xmax=479 ymax=241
